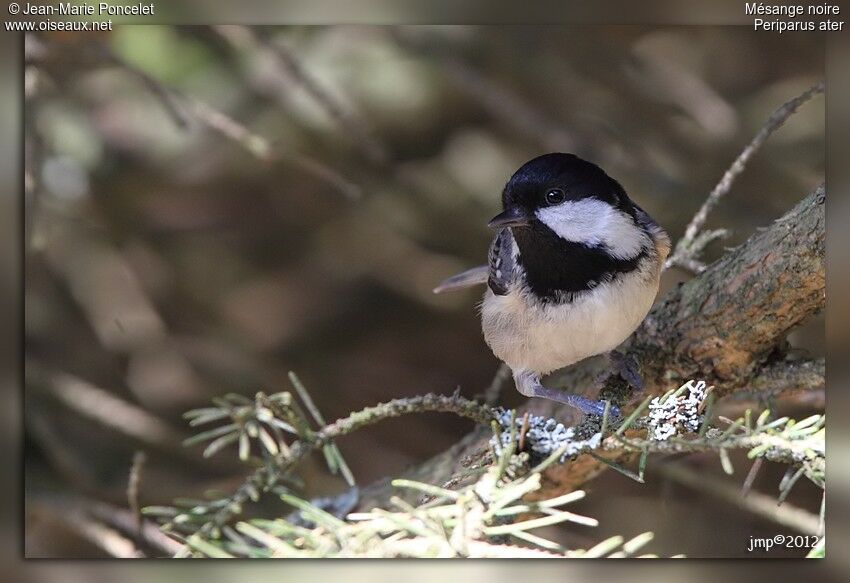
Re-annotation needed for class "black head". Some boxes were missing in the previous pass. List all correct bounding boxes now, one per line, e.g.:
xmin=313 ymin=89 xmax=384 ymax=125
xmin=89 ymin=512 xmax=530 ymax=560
xmin=488 ymin=153 xmax=633 ymax=229
xmin=487 ymin=153 xmax=650 ymax=301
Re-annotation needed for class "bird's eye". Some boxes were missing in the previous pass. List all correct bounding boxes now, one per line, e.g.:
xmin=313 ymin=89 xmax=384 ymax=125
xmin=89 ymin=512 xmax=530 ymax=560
xmin=545 ymin=188 xmax=566 ymax=205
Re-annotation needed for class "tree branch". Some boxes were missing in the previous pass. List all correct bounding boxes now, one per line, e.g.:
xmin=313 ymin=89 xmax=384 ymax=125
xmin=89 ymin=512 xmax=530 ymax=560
xmin=179 ymin=392 xmax=494 ymax=541
xmin=666 ymin=81 xmax=824 ymax=272
xmin=724 ymin=357 xmax=824 ymax=403
xmin=640 ymin=184 xmax=824 ymax=388
xmin=358 ymin=184 xmax=825 ymax=510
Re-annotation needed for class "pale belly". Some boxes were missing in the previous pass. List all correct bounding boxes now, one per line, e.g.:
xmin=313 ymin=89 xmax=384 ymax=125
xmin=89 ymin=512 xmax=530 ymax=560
xmin=481 ymin=270 xmax=660 ymax=375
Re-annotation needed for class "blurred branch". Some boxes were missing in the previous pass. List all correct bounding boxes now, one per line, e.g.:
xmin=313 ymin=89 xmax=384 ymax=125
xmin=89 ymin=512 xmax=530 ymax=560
xmin=28 ymin=35 xmax=362 ymax=200
xmin=27 ymin=366 xmax=185 ymax=450
xmin=477 ymin=362 xmax=511 ymax=406
xmin=98 ymin=45 xmax=192 ymax=129
xmin=666 ymin=81 xmax=824 ymax=273
xmin=23 ymin=42 xmax=44 ymax=247
xmin=186 ymin=95 xmax=362 ymax=199
xmin=740 ymin=457 xmax=765 ymax=498
xmin=202 ymin=26 xmax=467 ymax=209
xmin=660 ymin=462 xmax=821 ymax=535
xmin=64 ymin=509 xmax=143 ymax=558
xmin=127 ymin=451 xmax=147 ymax=543
xmin=213 ymin=25 xmax=390 ymax=166
xmin=27 ymin=405 xmax=100 ymax=491
xmin=23 ymin=135 xmax=39 ymax=246
xmin=389 ymin=27 xmax=578 ymax=153
xmin=33 ymin=495 xmax=183 ymax=557
xmin=631 ymin=45 xmax=737 ymax=138
xmin=84 ymin=498 xmax=185 ymax=556
xmin=27 ymin=364 xmax=244 ymax=472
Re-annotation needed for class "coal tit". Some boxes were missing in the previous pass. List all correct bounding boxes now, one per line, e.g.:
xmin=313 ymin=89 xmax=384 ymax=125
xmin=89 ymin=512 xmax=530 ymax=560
xmin=435 ymin=153 xmax=670 ymax=416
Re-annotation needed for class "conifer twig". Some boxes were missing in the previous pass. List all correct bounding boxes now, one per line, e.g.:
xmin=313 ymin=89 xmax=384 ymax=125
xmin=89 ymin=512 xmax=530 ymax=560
xmin=666 ymin=81 xmax=824 ymax=272
xmin=179 ymin=392 xmax=495 ymax=541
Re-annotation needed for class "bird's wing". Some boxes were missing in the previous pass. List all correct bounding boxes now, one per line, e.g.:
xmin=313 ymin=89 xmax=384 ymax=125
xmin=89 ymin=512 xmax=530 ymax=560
xmin=433 ymin=229 xmax=517 ymax=295
xmin=486 ymin=228 xmax=516 ymax=296
xmin=634 ymin=205 xmax=671 ymax=261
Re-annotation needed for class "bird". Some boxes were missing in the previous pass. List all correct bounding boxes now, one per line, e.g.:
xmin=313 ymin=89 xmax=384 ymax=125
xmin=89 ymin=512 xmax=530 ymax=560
xmin=434 ymin=153 xmax=670 ymax=416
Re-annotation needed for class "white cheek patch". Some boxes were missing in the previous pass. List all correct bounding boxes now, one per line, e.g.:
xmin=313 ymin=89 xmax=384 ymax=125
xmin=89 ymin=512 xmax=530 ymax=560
xmin=535 ymin=198 xmax=647 ymax=259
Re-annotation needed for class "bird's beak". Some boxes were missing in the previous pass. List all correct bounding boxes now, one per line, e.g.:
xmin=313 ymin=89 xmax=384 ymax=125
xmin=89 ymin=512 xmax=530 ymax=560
xmin=488 ymin=207 xmax=532 ymax=229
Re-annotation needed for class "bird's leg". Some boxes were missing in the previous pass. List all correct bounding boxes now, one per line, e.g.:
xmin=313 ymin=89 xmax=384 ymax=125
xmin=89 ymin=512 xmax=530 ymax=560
xmin=513 ymin=370 xmax=620 ymax=417
xmin=609 ymin=350 xmax=644 ymax=392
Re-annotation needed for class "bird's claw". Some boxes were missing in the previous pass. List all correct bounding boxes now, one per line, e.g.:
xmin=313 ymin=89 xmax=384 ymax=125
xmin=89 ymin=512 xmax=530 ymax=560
xmin=609 ymin=350 xmax=644 ymax=392
xmin=513 ymin=370 xmax=620 ymax=417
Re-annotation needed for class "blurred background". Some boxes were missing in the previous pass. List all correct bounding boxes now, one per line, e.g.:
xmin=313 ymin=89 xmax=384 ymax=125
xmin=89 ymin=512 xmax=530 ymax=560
xmin=22 ymin=25 xmax=825 ymax=559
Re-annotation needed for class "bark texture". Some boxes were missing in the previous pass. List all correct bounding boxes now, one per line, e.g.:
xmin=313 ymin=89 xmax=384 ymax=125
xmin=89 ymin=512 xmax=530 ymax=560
xmin=358 ymin=185 xmax=825 ymax=509
xmin=637 ymin=184 xmax=825 ymax=389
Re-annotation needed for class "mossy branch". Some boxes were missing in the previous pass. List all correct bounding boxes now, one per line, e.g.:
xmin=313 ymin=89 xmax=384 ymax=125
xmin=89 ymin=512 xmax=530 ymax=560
xmin=150 ymin=376 xmax=823 ymax=558
xmin=155 ymin=386 xmax=494 ymax=550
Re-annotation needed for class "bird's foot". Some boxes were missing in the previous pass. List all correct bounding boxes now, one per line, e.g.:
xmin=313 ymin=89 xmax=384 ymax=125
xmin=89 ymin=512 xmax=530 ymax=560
xmin=609 ymin=350 xmax=644 ymax=392
xmin=513 ymin=370 xmax=620 ymax=417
